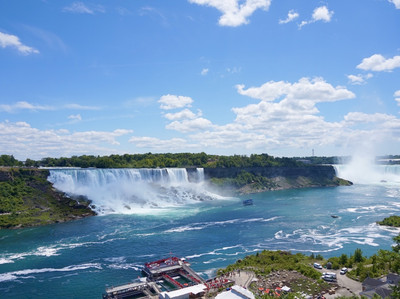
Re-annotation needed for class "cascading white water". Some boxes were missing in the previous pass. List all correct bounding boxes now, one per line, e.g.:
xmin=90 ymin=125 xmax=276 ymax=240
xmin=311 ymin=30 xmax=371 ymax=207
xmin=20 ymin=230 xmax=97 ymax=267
xmin=334 ymin=162 xmax=400 ymax=184
xmin=47 ymin=168 xmax=220 ymax=215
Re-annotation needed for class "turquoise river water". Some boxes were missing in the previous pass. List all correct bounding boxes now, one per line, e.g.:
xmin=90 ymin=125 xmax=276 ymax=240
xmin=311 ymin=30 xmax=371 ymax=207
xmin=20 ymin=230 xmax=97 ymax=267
xmin=1 ymin=164 xmax=400 ymax=298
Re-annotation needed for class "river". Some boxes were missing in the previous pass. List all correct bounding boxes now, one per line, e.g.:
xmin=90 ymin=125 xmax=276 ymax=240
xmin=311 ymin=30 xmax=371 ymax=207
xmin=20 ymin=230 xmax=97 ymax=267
xmin=0 ymin=165 xmax=400 ymax=298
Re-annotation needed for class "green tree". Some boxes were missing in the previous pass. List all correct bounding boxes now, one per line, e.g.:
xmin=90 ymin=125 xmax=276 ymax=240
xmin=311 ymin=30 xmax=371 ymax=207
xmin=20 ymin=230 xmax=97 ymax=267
xmin=354 ymin=248 xmax=364 ymax=263
xmin=339 ymin=253 xmax=348 ymax=266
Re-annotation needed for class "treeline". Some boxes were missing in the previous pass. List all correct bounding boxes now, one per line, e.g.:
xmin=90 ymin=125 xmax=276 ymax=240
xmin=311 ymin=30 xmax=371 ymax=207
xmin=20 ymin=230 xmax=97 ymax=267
xmin=0 ymin=153 xmax=305 ymax=168
xmin=0 ymin=155 xmax=23 ymax=167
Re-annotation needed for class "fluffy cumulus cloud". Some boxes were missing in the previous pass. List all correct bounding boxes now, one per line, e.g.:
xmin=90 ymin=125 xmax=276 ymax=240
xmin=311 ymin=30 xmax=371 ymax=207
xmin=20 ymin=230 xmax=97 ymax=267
xmin=0 ymin=31 xmax=39 ymax=55
xmin=389 ymin=0 xmax=400 ymax=9
xmin=158 ymin=94 xmax=214 ymax=133
xmin=347 ymin=73 xmax=373 ymax=85
xmin=236 ymin=77 xmax=355 ymax=103
xmin=279 ymin=10 xmax=299 ymax=24
xmin=63 ymin=2 xmax=105 ymax=14
xmin=299 ymin=6 xmax=334 ymax=28
xmin=312 ymin=6 xmax=334 ymax=22
xmin=158 ymin=94 xmax=193 ymax=110
xmin=124 ymin=77 xmax=400 ymax=154
xmin=188 ymin=0 xmax=271 ymax=27
xmin=166 ymin=118 xmax=213 ymax=133
xmin=0 ymin=121 xmax=132 ymax=159
xmin=357 ymin=54 xmax=400 ymax=72
xmin=164 ymin=109 xmax=198 ymax=120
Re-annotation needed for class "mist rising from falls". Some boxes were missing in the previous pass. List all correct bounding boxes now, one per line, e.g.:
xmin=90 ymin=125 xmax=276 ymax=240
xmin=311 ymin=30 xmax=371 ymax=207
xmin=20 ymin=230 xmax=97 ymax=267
xmin=48 ymin=168 xmax=222 ymax=215
xmin=334 ymin=155 xmax=400 ymax=184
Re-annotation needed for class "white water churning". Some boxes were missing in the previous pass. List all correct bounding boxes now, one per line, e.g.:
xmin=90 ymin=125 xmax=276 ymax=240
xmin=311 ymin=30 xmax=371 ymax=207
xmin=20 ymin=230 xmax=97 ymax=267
xmin=48 ymin=168 xmax=217 ymax=215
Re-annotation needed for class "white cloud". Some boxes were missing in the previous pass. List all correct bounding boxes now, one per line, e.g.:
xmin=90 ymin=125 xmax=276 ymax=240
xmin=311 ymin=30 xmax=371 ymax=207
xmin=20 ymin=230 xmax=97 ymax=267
xmin=226 ymin=66 xmax=241 ymax=74
xmin=357 ymin=54 xmax=400 ymax=72
xmin=236 ymin=77 xmax=355 ymax=103
xmin=389 ymin=0 xmax=400 ymax=9
xmin=201 ymin=68 xmax=209 ymax=75
xmin=394 ymin=90 xmax=400 ymax=106
xmin=166 ymin=118 xmax=213 ymax=133
xmin=0 ymin=101 xmax=53 ymax=112
xmin=129 ymin=136 xmax=190 ymax=150
xmin=164 ymin=109 xmax=198 ymax=120
xmin=347 ymin=73 xmax=373 ymax=85
xmin=158 ymin=94 xmax=193 ymax=110
xmin=63 ymin=2 xmax=105 ymax=14
xmin=188 ymin=0 xmax=271 ymax=27
xmin=0 ymin=31 xmax=39 ymax=55
xmin=279 ymin=10 xmax=299 ymax=24
xmin=299 ymin=6 xmax=334 ymax=28
xmin=312 ymin=6 xmax=333 ymax=22
xmin=343 ymin=112 xmax=396 ymax=124
xmin=68 ymin=114 xmax=82 ymax=121
xmin=0 ymin=121 xmax=132 ymax=159
xmin=64 ymin=103 xmax=102 ymax=110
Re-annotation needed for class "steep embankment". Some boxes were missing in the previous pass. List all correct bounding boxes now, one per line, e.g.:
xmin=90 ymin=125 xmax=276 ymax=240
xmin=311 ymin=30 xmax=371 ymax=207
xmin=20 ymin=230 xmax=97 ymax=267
xmin=0 ymin=167 xmax=95 ymax=229
xmin=199 ymin=165 xmax=352 ymax=194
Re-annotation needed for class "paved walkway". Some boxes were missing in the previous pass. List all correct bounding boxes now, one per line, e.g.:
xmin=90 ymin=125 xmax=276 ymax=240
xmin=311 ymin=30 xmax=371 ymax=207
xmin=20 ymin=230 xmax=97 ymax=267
xmin=227 ymin=270 xmax=255 ymax=288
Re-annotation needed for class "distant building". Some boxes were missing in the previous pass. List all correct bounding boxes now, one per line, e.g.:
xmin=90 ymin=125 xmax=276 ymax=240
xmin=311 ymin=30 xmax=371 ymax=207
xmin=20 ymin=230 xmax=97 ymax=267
xmin=360 ymin=274 xmax=400 ymax=298
xmin=216 ymin=285 xmax=255 ymax=299
xmin=159 ymin=284 xmax=207 ymax=299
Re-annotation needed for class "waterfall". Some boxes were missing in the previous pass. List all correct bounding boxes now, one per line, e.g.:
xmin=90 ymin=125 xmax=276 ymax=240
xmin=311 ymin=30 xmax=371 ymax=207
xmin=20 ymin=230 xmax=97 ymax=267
xmin=334 ymin=164 xmax=400 ymax=184
xmin=47 ymin=168 xmax=218 ymax=215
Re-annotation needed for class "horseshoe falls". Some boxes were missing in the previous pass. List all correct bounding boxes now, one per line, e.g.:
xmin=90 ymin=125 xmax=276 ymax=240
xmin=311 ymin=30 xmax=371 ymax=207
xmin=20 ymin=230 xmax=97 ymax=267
xmin=1 ymin=166 xmax=400 ymax=298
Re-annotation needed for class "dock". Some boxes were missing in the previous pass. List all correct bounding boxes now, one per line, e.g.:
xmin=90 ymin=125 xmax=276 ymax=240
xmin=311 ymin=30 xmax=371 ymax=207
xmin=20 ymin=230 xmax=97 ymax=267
xmin=103 ymin=257 xmax=207 ymax=299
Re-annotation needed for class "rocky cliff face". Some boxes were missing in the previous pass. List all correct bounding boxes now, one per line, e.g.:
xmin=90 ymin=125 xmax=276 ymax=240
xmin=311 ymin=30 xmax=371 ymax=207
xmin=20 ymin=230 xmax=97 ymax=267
xmin=195 ymin=165 xmax=351 ymax=194
xmin=202 ymin=165 xmax=336 ymax=179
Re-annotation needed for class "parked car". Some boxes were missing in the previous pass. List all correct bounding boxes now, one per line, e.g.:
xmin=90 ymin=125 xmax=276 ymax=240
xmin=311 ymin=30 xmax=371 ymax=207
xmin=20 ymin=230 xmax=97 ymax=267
xmin=322 ymin=272 xmax=337 ymax=282
xmin=313 ymin=263 xmax=322 ymax=269
xmin=340 ymin=267 xmax=348 ymax=275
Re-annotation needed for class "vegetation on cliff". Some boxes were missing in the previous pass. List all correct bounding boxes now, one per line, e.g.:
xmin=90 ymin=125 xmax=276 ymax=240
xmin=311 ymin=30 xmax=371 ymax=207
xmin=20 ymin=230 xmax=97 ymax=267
xmin=377 ymin=215 xmax=400 ymax=227
xmin=0 ymin=168 xmax=95 ymax=229
xmin=209 ymin=169 xmax=351 ymax=194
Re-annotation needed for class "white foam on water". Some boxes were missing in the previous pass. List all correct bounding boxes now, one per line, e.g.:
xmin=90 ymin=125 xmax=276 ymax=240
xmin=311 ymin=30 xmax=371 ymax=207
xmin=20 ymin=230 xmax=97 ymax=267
xmin=0 ymin=258 xmax=14 ymax=265
xmin=203 ymin=258 xmax=227 ymax=264
xmin=341 ymin=205 xmax=399 ymax=214
xmin=165 ymin=217 xmax=278 ymax=234
xmin=0 ymin=263 xmax=102 ymax=282
xmin=272 ymin=222 xmax=391 ymax=253
xmin=104 ymin=257 xmax=126 ymax=263
xmin=107 ymin=263 xmax=142 ymax=271
xmin=0 ymin=238 xmax=126 ymax=265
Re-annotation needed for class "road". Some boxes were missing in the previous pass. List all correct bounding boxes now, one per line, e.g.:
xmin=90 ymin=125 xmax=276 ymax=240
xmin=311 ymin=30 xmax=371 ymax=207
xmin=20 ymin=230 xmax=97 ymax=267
xmin=316 ymin=268 xmax=362 ymax=298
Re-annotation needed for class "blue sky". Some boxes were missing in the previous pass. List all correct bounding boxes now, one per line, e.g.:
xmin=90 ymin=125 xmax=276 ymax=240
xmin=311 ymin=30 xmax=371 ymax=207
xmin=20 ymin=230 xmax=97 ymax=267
xmin=0 ymin=0 xmax=399 ymax=160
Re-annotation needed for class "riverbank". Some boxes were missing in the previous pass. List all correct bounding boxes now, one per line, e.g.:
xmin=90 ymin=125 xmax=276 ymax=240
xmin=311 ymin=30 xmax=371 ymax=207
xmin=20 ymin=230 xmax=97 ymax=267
xmin=0 ymin=167 xmax=95 ymax=229
xmin=202 ymin=166 xmax=352 ymax=195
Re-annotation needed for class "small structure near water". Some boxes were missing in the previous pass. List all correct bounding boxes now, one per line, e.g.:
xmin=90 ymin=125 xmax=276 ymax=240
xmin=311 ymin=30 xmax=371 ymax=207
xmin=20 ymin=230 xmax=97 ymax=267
xmin=103 ymin=257 xmax=207 ymax=299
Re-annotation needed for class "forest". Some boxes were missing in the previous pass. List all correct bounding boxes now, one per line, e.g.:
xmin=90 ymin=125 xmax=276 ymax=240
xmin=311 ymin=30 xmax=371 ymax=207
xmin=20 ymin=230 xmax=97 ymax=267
xmin=1 ymin=153 xmax=304 ymax=168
